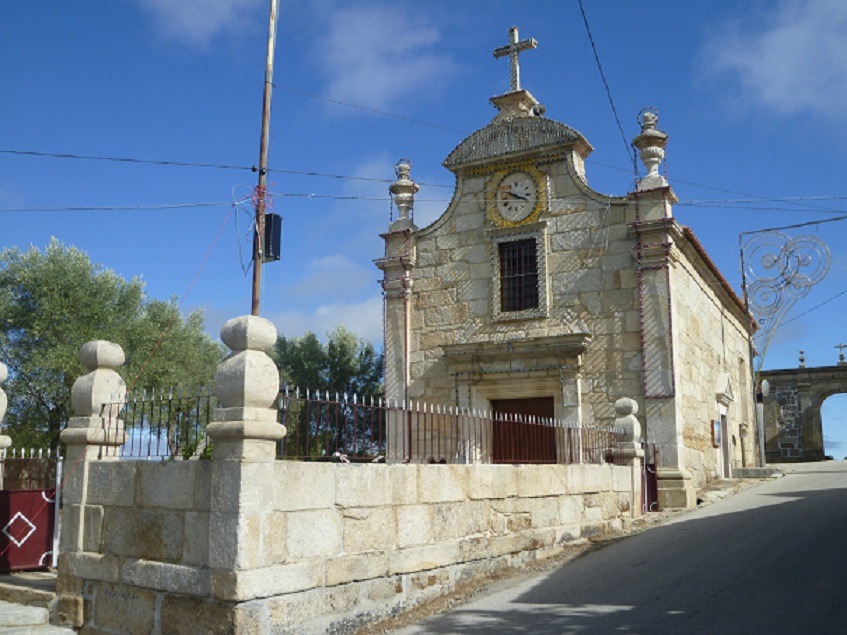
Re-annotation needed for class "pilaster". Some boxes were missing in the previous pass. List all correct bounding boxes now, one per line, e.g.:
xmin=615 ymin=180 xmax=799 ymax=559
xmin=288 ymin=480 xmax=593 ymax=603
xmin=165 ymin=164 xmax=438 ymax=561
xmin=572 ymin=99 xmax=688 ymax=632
xmin=376 ymin=160 xmax=419 ymax=406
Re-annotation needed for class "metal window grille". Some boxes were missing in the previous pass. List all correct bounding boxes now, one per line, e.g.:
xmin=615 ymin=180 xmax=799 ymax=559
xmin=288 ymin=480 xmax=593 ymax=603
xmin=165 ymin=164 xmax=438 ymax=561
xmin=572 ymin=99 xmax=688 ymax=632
xmin=499 ymin=238 xmax=538 ymax=312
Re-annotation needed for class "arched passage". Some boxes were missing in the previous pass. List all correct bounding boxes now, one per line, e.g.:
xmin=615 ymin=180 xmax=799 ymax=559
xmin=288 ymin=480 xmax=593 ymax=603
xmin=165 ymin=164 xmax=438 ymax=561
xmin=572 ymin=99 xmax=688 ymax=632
xmin=821 ymin=393 xmax=847 ymax=460
xmin=760 ymin=364 xmax=847 ymax=463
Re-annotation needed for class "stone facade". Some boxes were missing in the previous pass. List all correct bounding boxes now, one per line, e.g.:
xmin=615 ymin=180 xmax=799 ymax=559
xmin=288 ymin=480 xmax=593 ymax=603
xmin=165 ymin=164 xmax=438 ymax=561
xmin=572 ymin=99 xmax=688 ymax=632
xmin=378 ymin=74 xmax=757 ymax=507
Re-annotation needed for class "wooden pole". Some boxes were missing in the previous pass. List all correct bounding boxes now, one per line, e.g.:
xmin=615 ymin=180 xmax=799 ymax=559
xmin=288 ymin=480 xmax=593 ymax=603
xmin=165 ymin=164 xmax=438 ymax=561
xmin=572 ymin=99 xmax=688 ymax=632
xmin=252 ymin=0 xmax=280 ymax=316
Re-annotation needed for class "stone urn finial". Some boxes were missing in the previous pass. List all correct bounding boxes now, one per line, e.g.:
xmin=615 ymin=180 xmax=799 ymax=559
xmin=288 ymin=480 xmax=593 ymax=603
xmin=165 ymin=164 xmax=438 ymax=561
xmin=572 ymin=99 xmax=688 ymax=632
xmin=389 ymin=158 xmax=419 ymax=230
xmin=0 ymin=362 xmax=10 ymax=451
xmin=633 ymin=107 xmax=668 ymax=191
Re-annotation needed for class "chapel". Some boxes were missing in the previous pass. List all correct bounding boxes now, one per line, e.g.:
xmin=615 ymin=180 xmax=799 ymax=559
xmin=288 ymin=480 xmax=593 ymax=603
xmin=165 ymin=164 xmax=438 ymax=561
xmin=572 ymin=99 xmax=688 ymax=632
xmin=376 ymin=27 xmax=757 ymax=508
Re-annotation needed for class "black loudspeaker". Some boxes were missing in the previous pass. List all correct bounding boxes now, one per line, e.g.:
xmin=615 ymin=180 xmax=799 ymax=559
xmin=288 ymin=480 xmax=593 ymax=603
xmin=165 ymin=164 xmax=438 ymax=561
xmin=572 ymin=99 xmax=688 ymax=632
xmin=262 ymin=213 xmax=281 ymax=262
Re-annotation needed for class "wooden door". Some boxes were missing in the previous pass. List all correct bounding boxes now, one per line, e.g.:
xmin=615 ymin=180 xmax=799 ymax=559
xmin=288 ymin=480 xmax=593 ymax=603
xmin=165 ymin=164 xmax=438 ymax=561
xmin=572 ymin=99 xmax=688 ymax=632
xmin=491 ymin=397 xmax=556 ymax=463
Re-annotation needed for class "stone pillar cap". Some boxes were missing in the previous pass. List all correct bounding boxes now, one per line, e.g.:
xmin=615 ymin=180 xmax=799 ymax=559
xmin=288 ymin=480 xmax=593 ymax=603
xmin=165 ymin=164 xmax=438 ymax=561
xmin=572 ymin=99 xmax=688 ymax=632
xmin=79 ymin=341 xmax=125 ymax=371
xmin=220 ymin=315 xmax=276 ymax=352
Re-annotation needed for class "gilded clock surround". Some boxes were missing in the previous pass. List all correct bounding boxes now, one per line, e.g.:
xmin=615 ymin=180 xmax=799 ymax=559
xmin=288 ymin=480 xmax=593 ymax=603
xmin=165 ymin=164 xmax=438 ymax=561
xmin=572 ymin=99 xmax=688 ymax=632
xmin=485 ymin=162 xmax=548 ymax=227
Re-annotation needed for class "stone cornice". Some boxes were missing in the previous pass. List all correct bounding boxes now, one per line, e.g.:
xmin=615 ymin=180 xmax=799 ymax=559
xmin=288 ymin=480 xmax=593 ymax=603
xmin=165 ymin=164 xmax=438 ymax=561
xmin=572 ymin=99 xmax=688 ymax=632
xmin=443 ymin=333 xmax=591 ymax=361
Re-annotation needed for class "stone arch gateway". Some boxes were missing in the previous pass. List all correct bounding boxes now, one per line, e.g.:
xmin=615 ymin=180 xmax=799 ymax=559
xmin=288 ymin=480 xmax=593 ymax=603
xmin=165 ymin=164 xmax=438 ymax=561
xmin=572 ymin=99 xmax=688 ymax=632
xmin=760 ymin=364 xmax=847 ymax=462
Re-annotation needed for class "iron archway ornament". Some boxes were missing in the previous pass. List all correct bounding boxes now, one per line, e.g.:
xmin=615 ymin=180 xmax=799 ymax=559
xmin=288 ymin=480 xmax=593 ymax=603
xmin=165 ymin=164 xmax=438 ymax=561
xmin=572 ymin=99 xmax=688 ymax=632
xmin=742 ymin=231 xmax=831 ymax=372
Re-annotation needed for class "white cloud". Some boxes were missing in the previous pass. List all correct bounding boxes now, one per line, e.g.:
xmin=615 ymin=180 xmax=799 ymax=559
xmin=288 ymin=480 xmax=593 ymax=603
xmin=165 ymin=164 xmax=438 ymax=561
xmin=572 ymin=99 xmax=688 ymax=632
xmin=704 ymin=0 xmax=847 ymax=119
xmin=317 ymin=5 xmax=456 ymax=109
xmin=136 ymin=0 xmax=263 ymax=47
xmin=269 ymin=294 xmax=383 ymax=344
xmin=286 ymin=253 xmax=374 ymax=302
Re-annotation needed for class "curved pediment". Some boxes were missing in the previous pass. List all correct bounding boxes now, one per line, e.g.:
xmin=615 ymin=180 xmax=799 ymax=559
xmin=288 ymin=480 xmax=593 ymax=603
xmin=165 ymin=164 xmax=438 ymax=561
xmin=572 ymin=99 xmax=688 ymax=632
xmin=443 ymin=116 xmax=591 ymax=171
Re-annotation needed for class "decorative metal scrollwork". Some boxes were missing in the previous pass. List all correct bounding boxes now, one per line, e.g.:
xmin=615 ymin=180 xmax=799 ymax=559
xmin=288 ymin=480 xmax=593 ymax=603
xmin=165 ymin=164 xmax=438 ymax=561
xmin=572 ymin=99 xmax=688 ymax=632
xmin=743 ymin=231 xmax=830 ymax=368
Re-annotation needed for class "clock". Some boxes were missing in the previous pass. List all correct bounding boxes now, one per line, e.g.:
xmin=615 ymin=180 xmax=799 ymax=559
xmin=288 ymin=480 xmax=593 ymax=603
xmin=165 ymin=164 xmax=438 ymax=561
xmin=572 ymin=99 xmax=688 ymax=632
xmin=495 ymin=171 xmax=538 ymax=222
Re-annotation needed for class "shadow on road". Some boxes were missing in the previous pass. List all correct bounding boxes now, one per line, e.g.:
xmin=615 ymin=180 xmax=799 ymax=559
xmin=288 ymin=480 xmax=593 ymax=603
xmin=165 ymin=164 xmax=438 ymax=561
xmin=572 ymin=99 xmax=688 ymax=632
xmin=406 ymin=482 xmax=847 ymax=634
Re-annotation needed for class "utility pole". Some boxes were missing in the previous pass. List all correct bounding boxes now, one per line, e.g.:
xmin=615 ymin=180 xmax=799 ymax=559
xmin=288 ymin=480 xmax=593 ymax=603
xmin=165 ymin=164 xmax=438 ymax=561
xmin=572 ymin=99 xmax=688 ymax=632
xmin=251 ymin=0 xmax=280 ymax=316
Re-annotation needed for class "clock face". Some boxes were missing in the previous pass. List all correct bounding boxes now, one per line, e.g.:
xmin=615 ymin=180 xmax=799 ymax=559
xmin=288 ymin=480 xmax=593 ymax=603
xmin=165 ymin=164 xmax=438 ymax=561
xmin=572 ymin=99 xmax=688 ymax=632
xmin=496 ymin=171 xmax=538 ymax=222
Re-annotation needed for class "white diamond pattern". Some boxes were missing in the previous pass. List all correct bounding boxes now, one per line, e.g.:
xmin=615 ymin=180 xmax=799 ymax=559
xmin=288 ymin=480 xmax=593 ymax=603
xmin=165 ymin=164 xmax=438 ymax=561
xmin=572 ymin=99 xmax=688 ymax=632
xmin=2 ymin=511 xmax=37 ymax=548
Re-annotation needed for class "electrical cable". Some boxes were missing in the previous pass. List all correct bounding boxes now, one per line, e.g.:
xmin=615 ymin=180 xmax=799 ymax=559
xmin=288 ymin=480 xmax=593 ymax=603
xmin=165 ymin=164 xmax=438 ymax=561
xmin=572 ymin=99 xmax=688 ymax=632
xmin=0 ymin=148 xmax=455 ymax=190
xmin=577 ymin=0 xmax=636 ymax=172
xmin=0 ymin=149 xmax=248 ymax=171
xmin=0 ymin=202 xmax=228 ymax=213
xmin=781 ymin=288 xmax=847 ymax=328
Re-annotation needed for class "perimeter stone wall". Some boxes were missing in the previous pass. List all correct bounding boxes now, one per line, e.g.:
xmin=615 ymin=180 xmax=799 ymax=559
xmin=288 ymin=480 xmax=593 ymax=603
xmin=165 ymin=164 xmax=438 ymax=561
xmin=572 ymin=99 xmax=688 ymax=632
xmin=55 ymin=323 xmax=642 ymax=634
xmin=58 ymin=460 xmax=639 ymax=634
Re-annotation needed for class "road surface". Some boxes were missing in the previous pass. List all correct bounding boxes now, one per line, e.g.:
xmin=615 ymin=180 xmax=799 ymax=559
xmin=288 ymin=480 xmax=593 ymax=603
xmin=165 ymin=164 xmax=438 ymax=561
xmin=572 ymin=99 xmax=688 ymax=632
xmin=396 ymin=462 xmax=847 ymax=634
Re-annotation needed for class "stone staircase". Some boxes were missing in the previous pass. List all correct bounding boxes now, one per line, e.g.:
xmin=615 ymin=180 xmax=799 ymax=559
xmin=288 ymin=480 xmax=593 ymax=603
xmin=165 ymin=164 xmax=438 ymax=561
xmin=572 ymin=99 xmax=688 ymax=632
xmin=0 ymin=600 xmax=74 ymax=633
xmin=0 ymin=574 xmax=74 ymax=634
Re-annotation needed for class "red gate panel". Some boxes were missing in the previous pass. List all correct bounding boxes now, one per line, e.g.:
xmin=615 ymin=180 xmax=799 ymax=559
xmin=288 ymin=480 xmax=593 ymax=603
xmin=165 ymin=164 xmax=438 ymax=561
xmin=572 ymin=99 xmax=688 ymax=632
xmin=0 ymin=489 xmax=56 ymax=572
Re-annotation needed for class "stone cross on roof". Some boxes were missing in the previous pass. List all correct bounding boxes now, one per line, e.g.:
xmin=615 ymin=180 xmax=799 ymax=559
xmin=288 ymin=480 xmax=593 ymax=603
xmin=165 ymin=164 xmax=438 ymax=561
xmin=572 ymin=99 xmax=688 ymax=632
xmin=493 ymin=26 xmax=537 ymax=92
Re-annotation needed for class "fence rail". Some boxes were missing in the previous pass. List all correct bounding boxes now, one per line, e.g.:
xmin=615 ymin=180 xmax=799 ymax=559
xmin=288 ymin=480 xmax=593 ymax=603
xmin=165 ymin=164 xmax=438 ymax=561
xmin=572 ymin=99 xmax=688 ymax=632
xmin=92 ymin=388 xmax=626 ymax=466
xmin=0 ymin=449 xmax=63 ymax=491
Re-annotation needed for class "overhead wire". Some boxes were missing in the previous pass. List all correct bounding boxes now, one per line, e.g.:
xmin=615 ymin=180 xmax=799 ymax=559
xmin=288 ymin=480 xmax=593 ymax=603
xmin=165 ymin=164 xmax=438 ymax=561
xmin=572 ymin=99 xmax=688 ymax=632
xmin=0 ymin=148 xmax=454 ymax=189
xmin=577 ymin=0 xmax=636 ymax=172
xmin=0 ymin=149 xmax=248 ymax=172
xmin=0 ymin=202 xmax=228 ymax=213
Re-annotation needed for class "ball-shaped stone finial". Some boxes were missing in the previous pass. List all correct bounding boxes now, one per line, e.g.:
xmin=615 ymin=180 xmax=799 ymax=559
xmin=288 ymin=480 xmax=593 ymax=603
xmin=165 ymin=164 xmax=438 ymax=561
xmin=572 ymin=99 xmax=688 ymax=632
xmin=614 ymin=397 xmax=642 ymax=444
xmin=79 ymin=341 xmax=126 ymax=371
xmin=614 ymin=397 xmax=638 ymax=418
xmin=220 ymin=315 xmax=277 ymax=353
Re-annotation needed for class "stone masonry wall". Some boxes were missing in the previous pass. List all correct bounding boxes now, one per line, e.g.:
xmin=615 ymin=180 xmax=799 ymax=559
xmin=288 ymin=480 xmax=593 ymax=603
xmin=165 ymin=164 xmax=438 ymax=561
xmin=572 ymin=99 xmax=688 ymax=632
xmin=59 ymin=460 xmax=638 ymax=634
xmin=671 ymin=246 xmax=754 ymax=485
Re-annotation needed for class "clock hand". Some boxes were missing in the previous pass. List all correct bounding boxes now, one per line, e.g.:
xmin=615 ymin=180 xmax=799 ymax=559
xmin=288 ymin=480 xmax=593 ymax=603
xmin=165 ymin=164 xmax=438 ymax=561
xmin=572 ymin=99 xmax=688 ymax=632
xmin=506 ymin=191 xmax=528 ymax=201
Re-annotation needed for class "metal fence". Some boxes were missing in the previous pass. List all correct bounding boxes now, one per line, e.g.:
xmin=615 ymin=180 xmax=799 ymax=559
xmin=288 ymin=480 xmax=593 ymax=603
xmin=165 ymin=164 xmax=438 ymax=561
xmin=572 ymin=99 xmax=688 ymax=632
xmin=92 ymin=388 xmax=625 ymax=466
xmin=0 ymin=448 xmax=63 ymax=491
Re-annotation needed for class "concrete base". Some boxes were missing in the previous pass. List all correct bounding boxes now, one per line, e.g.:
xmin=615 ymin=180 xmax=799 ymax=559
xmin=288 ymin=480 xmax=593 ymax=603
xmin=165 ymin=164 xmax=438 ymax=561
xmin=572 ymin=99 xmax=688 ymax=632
xmin=656 ymin=467 xmax=696 ymax=509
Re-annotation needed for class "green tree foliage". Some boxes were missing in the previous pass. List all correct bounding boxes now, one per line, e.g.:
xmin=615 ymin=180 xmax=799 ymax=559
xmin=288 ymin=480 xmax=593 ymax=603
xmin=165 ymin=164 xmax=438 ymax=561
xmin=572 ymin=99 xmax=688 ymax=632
xmin=272 ymin=326 xmax=383 ymax=399
xmin=0 ymin=239 xmax=223 ymax=448
xmin=272 ymin=326 xmax=384 ymax=460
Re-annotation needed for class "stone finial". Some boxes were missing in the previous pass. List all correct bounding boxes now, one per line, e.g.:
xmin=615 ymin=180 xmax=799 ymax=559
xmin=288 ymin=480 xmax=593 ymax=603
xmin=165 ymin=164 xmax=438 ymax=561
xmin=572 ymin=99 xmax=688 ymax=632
xmin=60 ymin=340 xmax=128 ymax=459
xmin=207 ymin=315 xmax=286 ymax=459
xmin=632 ymin=107 xmax=668 ymax=191
xmin=389 ymin=159 xmax=419 ymax=231
xmin=71 ymin=341 xmax=126 ymax=418
xmin=614 ymin=397 xmax=645 ymax=464
xmin=0 ymin=362 xmax=10 ymax=451
xmin=799 ymin=350 xmax=806 ymax=368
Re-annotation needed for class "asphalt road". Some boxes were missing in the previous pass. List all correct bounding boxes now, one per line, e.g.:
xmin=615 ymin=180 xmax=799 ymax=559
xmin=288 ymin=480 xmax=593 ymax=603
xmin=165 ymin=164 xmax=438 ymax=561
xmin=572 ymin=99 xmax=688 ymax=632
xmin=397 ymin=462 xmax=847 ymax=634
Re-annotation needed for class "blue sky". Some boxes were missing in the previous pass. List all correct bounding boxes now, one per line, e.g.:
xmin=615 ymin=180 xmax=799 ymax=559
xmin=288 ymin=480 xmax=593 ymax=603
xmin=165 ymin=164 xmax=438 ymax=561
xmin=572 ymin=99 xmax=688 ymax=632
xmin=2 ymin=1 xmax=847 ymax=455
